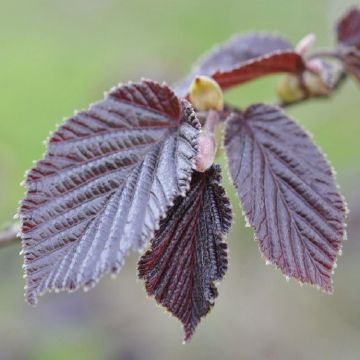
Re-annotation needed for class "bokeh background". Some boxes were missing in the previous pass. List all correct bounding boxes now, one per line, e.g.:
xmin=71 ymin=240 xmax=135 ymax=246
xmin=0 ymin=0 xmax=359 ymax=359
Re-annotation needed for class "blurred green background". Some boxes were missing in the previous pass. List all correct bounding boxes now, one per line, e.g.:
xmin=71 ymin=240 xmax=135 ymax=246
xmin=0 ymin=0 xmax=359 ymax=359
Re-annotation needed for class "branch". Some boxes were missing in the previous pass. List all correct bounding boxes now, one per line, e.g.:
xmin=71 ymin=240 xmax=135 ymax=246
xmin=307 ymin=49 xmax=342 ymax=61
xmin=0 ymin=223 xmax=21 ymax=249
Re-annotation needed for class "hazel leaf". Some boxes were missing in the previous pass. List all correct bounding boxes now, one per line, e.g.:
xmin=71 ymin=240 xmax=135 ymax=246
xmin=224 ymin=104 xmax=347 ymax=292
xmin=138 ymin=165 xmax=232 ymax=341
xmin=18 ymin=80 xmax=200 ymax=304
xmin=174 ymin=32 xmax=304 ymax=96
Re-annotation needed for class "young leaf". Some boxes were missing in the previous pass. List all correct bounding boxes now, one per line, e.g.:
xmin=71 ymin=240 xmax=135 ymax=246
xmin=338 ymin=47 xmax=360 ymax=83
xmin=336 ymin=7 xmax=360 ymax=83
xmin=174 ymin=33 xmax=304 ymax=96
xmin=138 ymin=165 xmax=232 ymax=341
xmin=212 ymin=52 xmax=305 ymax=91
xmin=336 ymin=7 xmax=360 ymax=49
xmin=18 ymin=80 xmax=200 ymax=304
xmin=224 ymin=104 xmax=347 ymax=292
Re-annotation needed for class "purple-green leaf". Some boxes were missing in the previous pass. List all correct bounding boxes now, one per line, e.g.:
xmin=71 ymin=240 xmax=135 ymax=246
xmin=18 ymin=80 xmax=200 ymax=304
xmin=224 ymin=104 xmax=347 ymax=292
xmin=138 ymin=165 xmax=232 ymax=341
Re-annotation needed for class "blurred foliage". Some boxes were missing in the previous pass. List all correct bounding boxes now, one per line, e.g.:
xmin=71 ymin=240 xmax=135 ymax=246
xmin=0 ymin=0 xmax=359 ymax=359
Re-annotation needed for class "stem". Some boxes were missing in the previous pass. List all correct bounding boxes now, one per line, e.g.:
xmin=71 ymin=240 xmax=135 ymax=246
xmin=0 ymin=223 xmax=21 ymax=249
xmin=203 ymin=110 xmax=220 ymax=134
xmin=307 ymin=49 xmax=341 ymax=61
xmin=194 ymin=110 xmax=222 ymax=172
xmin=196 ymin=108 xmax=231 ymax=127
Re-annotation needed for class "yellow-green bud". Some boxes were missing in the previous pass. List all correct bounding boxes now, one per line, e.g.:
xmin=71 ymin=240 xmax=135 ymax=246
xmin=277 ymin=74 xmax=305 ymax=104
xmin=188 ymin=76 xmax=224 ymax=111
xmin=277 ymin=70 xmax=331 ymax=104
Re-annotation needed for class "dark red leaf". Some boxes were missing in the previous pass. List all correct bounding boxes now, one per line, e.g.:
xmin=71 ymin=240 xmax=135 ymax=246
xmin=138 ymin=165 xmax=232 ymax=341
xmin=18 ymin=80 xmax=200 ymax=304
xmin=336 ymin=7 xmax=360 ymax=49
xmin=174 ymin=33 xmax=303 ymax=96
xmin=224 ymin=104 xmax=347 ymax=292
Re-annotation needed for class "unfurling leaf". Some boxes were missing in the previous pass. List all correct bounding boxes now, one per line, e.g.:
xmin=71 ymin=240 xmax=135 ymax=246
xmin=336 ymin=7 xmax=360 ymax=49
xmin=338 ymin=47 xmax=360 ymax=83
xmin=18 ymin=80 xmax=200 ymax=304
xmin=174 ymin=33 xmax=304 ymax=96
xmin=138 ymin=165 xmax=232 ymax=341
xmin=212 ymin=52 xmax=305 ymax=91
xmin=336 ymin=7 xmax=360 ymax=83
xmin=224 ymin=104 xmax=347 ymax=291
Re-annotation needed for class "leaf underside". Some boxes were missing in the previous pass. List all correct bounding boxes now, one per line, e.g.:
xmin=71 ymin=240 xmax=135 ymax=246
xmin=224 ymin=104 xmax=347 ymax=291
xmin=19 ymin=80 xmax=200 ymax=304
xmin=138 ymin=165 xmax=232 ymax=341
xmin=174 ymin=32 xmax=304 ymax=96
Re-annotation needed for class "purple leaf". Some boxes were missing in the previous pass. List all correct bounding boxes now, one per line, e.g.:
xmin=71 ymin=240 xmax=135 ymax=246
xmin=174 ymin=33 xmax=303 ymax=96
xmin=336 ymin=7 xmax=360 ymax=49
xmin=18 ymin=80 xmax=200 ymax=304
xmin=138 ymin=165 xmax=232 ymax=341
xmin=224 ymin=104 xmax=347 ymax=292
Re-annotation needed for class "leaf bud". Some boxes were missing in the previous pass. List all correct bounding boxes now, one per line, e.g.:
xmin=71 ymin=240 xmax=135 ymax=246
xmin=276 ymin=74 xmax=305 ymax=104
xmin=295 ymin=33 xmax=316 ymax=55
xmin=188 ymin=76 xmax=224 ymax=111
xmin=277 ymin=60 xmax=332 ymax=104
